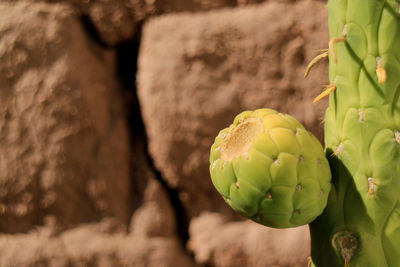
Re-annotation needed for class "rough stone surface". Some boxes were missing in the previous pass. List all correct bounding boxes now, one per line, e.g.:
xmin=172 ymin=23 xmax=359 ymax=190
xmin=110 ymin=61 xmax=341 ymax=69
xmin=85 ymin=0 xmax=146 ymax=46
xmin=188 ymin=212 xmax=310 ymax=267
xmin=0 ymin=0 xmax=145 ymax=46
xmin=0 ymin=2 xmax=131 ymax=233
xmin=0 ymin=102 xmax=193 ymax=266
xmin=129 ymin=147 xmax=177 ymax=238
xmin=137 ymin=0 xmax=329 ymax=220
xmin=142 ymin=0 xmax=236 ymax=15
xmin=0 ymin=219 xmax=195 ymax=267
xmin=0 ymin=0 xmax=274 ymax=46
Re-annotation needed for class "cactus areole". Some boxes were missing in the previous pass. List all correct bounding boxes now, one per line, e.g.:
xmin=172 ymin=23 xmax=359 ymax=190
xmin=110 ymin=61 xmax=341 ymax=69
xmin=209 ymin=0 xmax=400 ymax=266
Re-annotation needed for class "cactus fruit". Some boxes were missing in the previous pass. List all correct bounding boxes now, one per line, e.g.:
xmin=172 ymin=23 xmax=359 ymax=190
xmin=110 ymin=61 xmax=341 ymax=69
xmin=209 ymin=109 xmax=331 ymax=228
xmin=309 ymin=0 xmax=400 ymax=266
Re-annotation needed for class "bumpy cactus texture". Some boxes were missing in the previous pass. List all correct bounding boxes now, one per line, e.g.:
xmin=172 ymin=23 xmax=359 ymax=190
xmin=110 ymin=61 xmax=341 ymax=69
xmin=209 ymin=109 xmax=331 ymax=228
xmin=310 ymin=0 xmax=400 ymax=266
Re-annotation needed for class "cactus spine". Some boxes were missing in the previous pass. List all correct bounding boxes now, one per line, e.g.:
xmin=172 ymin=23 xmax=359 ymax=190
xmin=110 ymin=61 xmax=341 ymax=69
xmin=310 ymin=0 xmax=400 ymax=266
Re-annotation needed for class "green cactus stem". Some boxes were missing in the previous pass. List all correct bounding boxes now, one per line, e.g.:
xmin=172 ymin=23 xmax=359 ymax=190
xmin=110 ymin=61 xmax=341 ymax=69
xmin=209 ymin=109 xmax=331 ymax=228
xmin=310 ymin=0 xmax=400 ymax=266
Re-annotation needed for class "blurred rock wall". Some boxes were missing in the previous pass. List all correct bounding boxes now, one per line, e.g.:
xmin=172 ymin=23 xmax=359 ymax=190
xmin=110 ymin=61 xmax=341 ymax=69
xmin=0 ymin=0 xmax=328 ymax=266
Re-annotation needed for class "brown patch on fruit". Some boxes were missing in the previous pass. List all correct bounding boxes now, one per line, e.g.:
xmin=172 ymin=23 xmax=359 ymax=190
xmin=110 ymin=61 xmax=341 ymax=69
xmin=220 ymin=118 xmax=264 ymax=161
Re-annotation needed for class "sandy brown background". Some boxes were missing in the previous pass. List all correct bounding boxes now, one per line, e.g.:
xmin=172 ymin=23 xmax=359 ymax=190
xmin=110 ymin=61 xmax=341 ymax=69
xmin=0 ymin=0 xmax=329 ymax=266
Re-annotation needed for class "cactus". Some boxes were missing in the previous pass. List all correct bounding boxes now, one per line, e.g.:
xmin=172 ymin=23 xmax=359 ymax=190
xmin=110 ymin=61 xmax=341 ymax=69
xmin=310 ymin=0 xmax=400 ymax=266
xmin=209 ymin=0 xmax=400 ymax=266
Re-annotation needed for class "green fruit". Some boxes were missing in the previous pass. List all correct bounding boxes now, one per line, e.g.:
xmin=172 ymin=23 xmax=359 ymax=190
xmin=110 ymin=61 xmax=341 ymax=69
xmin=210 ymin=108 xmax=331 ymax=228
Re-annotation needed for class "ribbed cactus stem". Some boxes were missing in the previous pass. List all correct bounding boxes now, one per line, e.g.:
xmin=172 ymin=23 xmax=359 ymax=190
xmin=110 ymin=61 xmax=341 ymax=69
xmin=310 ymin=0 xmax=400 ymax=266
